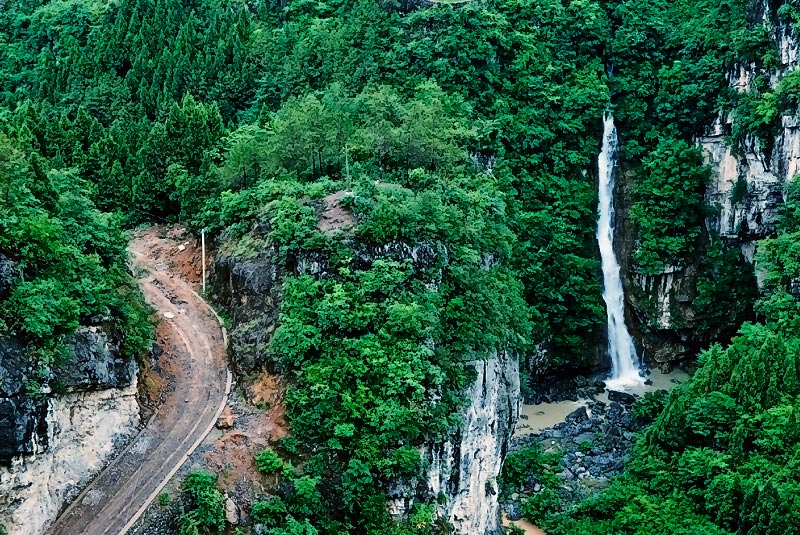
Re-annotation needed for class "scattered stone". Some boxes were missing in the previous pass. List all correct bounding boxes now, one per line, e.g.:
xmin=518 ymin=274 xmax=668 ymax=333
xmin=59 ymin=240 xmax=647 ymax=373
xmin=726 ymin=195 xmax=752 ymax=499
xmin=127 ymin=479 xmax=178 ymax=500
xmin=225 ymin=495 xmax=239 ymax=525
xmin=565 ymin=406 xmax=588 ymax=424
xmin=607 ymin=390 xmax=636 ymax=404
xmin=216 ymin=406 xmax=235 ymax=429
xmin=162 ymin=311 xmax=175 ymax=319
xmin=177 ymin=244 xmax=186 ymax=252
xmin=505 ymin=382 xmax=649 ymax=516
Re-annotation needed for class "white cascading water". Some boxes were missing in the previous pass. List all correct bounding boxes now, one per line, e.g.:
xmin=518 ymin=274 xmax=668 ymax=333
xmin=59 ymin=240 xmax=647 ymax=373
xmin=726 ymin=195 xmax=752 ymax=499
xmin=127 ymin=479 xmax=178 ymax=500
xmin=596 ymin=114 xmax=643 ymax=389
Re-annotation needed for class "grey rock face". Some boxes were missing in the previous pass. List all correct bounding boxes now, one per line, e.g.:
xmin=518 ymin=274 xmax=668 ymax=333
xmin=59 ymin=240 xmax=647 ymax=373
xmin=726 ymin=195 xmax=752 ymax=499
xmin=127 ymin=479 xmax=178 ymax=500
xmin=617 ymin=21 xmax=800 ymax=366
xmin=212 ymin=244 xmax=287 ymax=375
xmin=389 ymin=351 xmax=520 ymax=535
xmin=0 ymin=328 xmax=136 ymax=464
xmin=56 ymin=328 xmax=137 ymax=391
xmin=0 ymin=254 xmax=20 ymax=300
xmin=0 ymin=338 xmax=49 ymax=461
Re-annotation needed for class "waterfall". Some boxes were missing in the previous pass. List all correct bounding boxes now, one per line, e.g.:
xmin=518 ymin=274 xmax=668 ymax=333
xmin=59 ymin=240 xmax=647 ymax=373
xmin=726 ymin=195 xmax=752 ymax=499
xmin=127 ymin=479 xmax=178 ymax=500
xmin=596 ymin=114 xmax=642 ymax=389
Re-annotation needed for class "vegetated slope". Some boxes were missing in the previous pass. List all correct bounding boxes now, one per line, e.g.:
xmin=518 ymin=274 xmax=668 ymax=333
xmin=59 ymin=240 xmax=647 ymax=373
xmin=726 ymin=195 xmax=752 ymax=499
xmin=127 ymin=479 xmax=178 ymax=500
xmin=0 ymin=0 xmax=776 ymax=377
xmin=502 ymin=2 xmax=800 ymax=531
xmin=0 ymin=0 xmax=611 ymax=374
xmin=516 ymin=182 xmax=800 ymax=535
xmin=210 ymin=175 xmax=527 ymax=533
xmin=0 ymin=130 xmax=150 ymax=398
xmin=2 ymin=0 xmax=799 ymax=533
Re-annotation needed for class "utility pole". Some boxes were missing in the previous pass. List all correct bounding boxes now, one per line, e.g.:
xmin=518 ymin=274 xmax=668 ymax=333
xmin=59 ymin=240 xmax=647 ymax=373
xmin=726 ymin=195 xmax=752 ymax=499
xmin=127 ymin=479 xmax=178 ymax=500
xmin=201 ymin=229 xmax=206 ymax=295
xmin=344 ymin=143 xmax=351 ymax=189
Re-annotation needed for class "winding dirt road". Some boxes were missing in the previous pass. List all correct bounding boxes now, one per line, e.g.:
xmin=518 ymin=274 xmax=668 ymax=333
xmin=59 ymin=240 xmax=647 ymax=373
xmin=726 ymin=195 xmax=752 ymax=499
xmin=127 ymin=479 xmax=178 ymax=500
xmin=46 ymin=229 xmax=230 ymax=535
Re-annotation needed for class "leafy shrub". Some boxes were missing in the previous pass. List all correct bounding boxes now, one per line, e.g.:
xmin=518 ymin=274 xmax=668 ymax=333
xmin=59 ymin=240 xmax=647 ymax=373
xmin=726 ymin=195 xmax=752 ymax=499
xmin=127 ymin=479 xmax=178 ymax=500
xmin=180 ymin=470 xmax=225 ymax=534
xmin=255 ymin=449 xmax=284 ymax=474
xmin=521 ymin=487 xmax=562 ymax=523
xmin=633 ymin=390 xmax=668 ymax=422
xmin=251 ymin=496 xmax=288 ymax=527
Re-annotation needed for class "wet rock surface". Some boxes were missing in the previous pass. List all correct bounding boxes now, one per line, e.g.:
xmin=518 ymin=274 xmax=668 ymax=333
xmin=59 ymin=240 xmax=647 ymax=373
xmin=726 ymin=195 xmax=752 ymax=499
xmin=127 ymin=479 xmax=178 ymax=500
xmin=0 ymin=328 xmax=136 ymax=464
xmin=0 ymin=338 xmax=48 ymax=462
xmin=526 ymin=372 xmax=607 ymax=404
xmin=0 ymin=254 xmax=20 ymax=300
xmin=504 ymin=390 xmax=658 ymax=521
xmin=57 ymin=328 xmax=137 ymax=391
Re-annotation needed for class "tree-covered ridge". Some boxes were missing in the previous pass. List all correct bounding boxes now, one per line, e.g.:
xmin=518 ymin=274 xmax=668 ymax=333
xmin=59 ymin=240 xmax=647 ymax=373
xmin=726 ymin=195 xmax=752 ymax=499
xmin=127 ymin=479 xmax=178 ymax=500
xmin=0 ymin=128 xmax=150 ymax=387
xmin=1 ymin=0 xmax=795 ymax=533
xmin=0 ymin=0 xmax=774 ymax=372
xmin=207 ymin=163 xmax=529 ymax=531
xmin=0 ymin=0 xmax=618 ymax=371
xmin=511 ymin=183 xmax=800 ymax=535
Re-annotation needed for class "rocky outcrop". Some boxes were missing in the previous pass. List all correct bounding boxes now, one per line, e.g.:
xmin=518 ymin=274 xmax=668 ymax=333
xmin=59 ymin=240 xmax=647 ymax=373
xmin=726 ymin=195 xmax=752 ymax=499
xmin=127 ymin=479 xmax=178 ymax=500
xmin=0 ymin=338 xmax=49 ymax=461
xmin=0 ymin=382 xmax=139 ymax=535
xmin=213 ymin=232 xmax=516 ymax=534
xmin=389 ymin=350 xmax=520 ymax=535
xmin=620 ymin=17 xmax=800 ymax=367
xmin=54 ymin=328 xmax=138 ymax=391
xmin=0 ymin=329 xmax=136 ymax=463
xmin=505 ymin=389 xmax=646 ymax=520
xmin=0 ymin=329 xmax=139 ymax=535
xmin=212 ymin=234 xmax=445 ymax=375
xmin=213 ymin=241 xmax=286 ymax=375
xmin=0 ymin=254 xmax=19 ymax=300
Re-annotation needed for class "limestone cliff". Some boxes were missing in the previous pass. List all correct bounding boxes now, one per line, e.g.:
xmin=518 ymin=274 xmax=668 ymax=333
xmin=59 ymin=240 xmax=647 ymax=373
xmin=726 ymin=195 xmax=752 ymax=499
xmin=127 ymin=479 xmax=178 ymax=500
xmin=0 ymin=329 xmax=140 ymax=535
xmin=212 ymin=232 xmax=517 ymax=534
xmin=389 ymin=351 xmax=519 ymax=535
xmin=618 ymin=15 xmax=800 ymax=367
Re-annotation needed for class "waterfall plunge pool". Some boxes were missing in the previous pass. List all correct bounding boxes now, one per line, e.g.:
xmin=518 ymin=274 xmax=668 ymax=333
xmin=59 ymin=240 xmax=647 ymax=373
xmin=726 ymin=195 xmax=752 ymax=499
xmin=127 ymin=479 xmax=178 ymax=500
xmin=515 ymin=369 xmax=689 ymax=437
xmin=504 ymin=369 xmax=688 ymax=534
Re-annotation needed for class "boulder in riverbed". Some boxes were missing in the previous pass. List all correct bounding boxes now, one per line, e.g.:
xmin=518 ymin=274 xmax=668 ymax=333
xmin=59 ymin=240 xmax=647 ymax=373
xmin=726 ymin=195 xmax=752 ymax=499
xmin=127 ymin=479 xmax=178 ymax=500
xmin=607 ymin=390 xmax=636 ymax=405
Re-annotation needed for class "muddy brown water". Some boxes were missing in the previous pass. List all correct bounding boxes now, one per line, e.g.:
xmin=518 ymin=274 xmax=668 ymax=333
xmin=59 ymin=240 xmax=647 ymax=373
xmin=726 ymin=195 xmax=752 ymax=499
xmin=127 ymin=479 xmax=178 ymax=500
xmin=507 ymin=369 xmax=690 ymax=534
xmin=515 ymin=369 xmax=689 ymax=437
xmin=503 ymin=514 xmax=546 ymax=535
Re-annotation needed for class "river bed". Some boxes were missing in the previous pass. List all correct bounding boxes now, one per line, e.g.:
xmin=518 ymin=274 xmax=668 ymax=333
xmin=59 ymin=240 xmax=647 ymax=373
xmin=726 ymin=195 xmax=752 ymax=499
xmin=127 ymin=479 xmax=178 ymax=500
xmin=515 ymin=369 xmax=688 ymax=436
xmin=507 ymin=369 xmax=689 ymax=534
